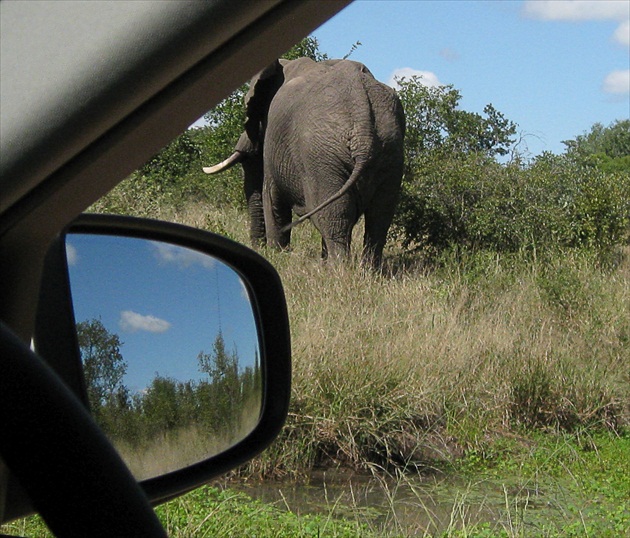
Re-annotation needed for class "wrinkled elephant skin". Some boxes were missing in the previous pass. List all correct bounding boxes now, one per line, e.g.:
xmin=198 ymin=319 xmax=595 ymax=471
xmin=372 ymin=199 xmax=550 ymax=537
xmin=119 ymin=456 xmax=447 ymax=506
xmin=205 ymin=57 xmax=405 ymax=268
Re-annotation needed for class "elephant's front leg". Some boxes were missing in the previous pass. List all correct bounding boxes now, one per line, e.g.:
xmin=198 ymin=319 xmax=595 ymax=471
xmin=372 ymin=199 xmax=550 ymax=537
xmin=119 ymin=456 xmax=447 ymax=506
xmin=263 ymin=179 xmax=292 ymax=250
xmin=243 ymin=157 xmax=266 ymax=247
xmin=245 ymin=189 xmax=266 ymax=247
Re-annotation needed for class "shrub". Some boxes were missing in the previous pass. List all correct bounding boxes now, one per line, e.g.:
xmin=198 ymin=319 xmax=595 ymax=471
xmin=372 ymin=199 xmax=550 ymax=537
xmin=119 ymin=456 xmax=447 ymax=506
xmin=393 ymin=152 xmax=630 ymax=255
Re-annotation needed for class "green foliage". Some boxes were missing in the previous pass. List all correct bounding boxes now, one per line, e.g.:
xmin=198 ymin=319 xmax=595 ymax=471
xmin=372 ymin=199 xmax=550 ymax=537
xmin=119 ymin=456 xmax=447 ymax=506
xmin=201 ymin=87 xmax=246 ymax=164
xmin=141 ymin=376 xmax=191 ymax=435
xmin=139 ymin=131 xmax=201 ymax=185
xmin=395 ymin=76 xmax=628 ymax=256
xmin=77 ymin=319 xmax=127 ymax=412
xmin=5 ymin=433 xmax=627 ymax=537
xmin=197 ymin=332 xmax=250 ymax=437
xmin=281 ymin=35 xmax=329 ymax=62
xmin=509 ymin=357 xmax=557 ymax=429
xmin=396 ymin=75 xmax=516 ymax=176
xmin=394 ymin=150 xmax=630 ymax=254
xmin=76 ymin=319 xmax=261 ymax=452
xmin=155 ymin=485 xmax=375 ymax=537
xmin=563 ymin=119 xmax=630 ymax=172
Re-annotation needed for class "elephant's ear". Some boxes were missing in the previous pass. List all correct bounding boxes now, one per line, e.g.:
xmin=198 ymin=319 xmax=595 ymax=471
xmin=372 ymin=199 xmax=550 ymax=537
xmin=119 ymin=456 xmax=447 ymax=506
xmin=244 ymin=59 xmax=285 ymax=147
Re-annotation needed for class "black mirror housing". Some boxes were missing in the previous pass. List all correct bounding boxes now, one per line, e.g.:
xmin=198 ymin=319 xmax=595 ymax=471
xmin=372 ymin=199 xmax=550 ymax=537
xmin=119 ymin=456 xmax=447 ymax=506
xmin=35 ymin=214 xmax=291 ymax=506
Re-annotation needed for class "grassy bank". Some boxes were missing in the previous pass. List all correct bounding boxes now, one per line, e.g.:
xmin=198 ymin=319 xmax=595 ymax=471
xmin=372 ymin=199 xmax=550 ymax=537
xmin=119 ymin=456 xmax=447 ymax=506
xmin=5 ymin=431 xmax=628 ymax=536
xmin=91 ymin=196 xmax=629 ymax=477
xmin=3 ymin=197 xmax=628 ymax=536
xmin=257 ymin=228 xmax=628 ymax=479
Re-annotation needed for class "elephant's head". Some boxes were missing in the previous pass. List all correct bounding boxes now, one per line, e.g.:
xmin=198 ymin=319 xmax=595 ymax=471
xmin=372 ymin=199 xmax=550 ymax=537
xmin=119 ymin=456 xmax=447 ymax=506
xmin=242 ymin=59 xmax=288 ymax=153
xmin=204 ymin=58 xmax=320 ymax=174
xmin=202 ymin=58 xmax=312 ymax=246
xmin=203 ymin=59 xmax=293 ymax=175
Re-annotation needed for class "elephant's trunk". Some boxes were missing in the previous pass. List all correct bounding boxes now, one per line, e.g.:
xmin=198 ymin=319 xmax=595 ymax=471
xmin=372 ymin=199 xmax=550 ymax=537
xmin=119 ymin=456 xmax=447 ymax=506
xmin=202 ymin=151 xmax=244 ymax=174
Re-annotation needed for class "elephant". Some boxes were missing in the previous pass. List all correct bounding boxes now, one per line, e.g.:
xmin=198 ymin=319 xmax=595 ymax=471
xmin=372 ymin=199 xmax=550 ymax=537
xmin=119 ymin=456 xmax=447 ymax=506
xmin=203 ymin=57 xmax=405 ymax=268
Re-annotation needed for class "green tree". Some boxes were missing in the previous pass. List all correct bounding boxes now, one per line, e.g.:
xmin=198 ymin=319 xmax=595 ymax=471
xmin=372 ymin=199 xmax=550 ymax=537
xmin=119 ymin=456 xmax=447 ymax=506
xmin=281 ymin=35 xmax=329 ymax=62
xmin=141 ymin=376 xmax=181 ymax=435
xmin=563 ymin=119 xmax=630 ymax=173
xmin=198 ymin=332 xmax=241 ymax=435
xmin=76 ymin=319 xmax=127 ymax=412
xmin=198 ymin=331 xmax=239 ymax=387
xmin=396 ymin=75 xmax=517 ymax=176
xmin=139 ymin=131 xmax=201 ymax=185
xmin=393 ymin=75 xmax=518 ymax=251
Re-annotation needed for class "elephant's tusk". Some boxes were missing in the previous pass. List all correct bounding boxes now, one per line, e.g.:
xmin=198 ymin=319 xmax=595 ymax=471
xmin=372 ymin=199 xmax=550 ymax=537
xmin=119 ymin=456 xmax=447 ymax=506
xmin=202 ymin=151 xmax=243 ymax=174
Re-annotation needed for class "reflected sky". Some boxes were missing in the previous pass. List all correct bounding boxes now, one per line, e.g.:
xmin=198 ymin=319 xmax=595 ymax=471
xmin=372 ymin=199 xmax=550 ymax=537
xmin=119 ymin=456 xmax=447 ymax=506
xmin=66 ymin=234 xmax=260 ymax=393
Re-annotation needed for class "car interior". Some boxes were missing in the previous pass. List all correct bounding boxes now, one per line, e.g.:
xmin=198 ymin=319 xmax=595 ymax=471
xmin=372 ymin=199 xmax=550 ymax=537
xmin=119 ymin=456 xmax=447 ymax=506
xmin=0 ymin=1 xmax=352 ymax=535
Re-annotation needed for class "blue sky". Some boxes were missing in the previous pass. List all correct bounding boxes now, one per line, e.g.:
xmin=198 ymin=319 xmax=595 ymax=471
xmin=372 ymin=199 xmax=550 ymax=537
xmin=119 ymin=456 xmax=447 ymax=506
xmin=66 ymin=234 xmax=260 ymax=394
xmin=310 ymin=0 xmax=629 ymax=157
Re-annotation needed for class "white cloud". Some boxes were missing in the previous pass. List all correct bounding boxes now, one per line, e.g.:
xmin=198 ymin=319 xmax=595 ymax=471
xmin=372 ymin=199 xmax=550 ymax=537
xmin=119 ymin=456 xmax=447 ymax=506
xmin=613 ymin=20 xmax=630 ymax=46
xmin=523 ymin=0 xmax=629 ymax=97
xmin=603 ymin=69 xmax=630 ymax=94
xmin=119 ymin=310 xmax=171 ymax=333
xmin=523 ymin=1 xmax=628 ymax=21
xmin=523 ymin=0 xmax=629 ymax=49
xmin=439 ymin=47 xmax=460 ymax=62
xmin=66 ymin=243 xmax=78 ymax=266
xmin=388 ymin=68 xmax=443 ymax=89
xmin=152 ymin=242 xmax=216 ymax=270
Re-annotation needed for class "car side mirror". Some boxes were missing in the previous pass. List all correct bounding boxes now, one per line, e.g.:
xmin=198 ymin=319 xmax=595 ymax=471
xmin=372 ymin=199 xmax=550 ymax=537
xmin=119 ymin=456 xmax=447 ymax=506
xmin=35 ymin=214 xmax=291 ymax=505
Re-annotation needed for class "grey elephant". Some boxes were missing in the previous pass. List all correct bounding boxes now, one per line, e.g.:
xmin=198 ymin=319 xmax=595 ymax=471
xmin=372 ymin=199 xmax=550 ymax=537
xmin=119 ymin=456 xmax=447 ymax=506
xmin=204 ymin=57 xmax=405 ymax=268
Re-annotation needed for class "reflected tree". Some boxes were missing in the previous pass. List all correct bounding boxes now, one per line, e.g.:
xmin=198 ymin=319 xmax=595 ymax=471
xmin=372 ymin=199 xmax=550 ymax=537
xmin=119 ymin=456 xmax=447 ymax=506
xmin=77 ymin=320 xmax=262 ymax=468
xmin=197 ymin=332 xmax=241 ymax=436
xmin=76 ymin=318 xmax=127 ymax=412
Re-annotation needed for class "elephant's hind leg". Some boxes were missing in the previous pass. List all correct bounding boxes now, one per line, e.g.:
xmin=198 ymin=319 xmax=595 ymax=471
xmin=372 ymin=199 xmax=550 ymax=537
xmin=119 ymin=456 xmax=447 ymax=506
xmin=312 ymin=206 xmax=355 ymax=262
xmin=363 ymin=192 xmax=399 ymax=269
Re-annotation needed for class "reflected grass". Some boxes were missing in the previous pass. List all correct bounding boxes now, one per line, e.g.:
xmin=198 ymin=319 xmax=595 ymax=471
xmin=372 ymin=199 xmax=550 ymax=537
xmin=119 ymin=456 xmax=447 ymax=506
xmin=114 ymin=395 xmax=261 ymax=480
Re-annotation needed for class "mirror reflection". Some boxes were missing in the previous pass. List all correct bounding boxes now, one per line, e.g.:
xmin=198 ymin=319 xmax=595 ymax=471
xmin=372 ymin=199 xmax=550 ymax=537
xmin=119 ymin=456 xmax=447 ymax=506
xmin=65 ymin=233 xmax=262 ymax=480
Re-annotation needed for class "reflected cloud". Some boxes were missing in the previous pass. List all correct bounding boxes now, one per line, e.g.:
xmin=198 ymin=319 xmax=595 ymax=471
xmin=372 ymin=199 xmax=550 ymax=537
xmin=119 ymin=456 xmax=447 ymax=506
xmin=151 ymin=242 xmax=216 ymax=270
xmin=120 ymin=310 xmax=171 ymax=333
xmin=66 ymin=243 xmax=79 ymax=266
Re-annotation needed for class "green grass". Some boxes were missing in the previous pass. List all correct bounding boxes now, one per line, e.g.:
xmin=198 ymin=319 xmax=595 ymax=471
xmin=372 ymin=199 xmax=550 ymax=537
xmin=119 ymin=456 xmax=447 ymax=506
xmin=6 ymin=431 xmax=626 ymax=536
xmin=159 ymin=432 xmax=630 ymax=537
xmin=2 ymin=193 xmax=627 ymax=536
xmin=250 ymin=238 xmax=629 ymax=479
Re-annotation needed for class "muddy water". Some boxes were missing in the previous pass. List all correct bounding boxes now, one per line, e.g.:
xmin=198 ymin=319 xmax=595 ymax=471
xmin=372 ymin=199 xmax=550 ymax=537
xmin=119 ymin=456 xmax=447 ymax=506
xmin=232 ymin=469 xmax=598 ymax=535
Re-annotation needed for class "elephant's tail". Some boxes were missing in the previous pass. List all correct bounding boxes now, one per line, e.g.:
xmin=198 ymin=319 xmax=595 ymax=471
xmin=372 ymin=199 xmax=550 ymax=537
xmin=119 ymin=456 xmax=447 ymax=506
xmin=281 ymin=158 xmax=368 ymax=232
xmin=283 ymin=64 xmax=378 ymax=233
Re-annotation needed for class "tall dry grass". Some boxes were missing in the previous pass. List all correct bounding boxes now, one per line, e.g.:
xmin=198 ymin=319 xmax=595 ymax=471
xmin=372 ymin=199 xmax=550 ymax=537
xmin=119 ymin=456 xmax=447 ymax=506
xmin=92 ymin=197 xmax=630 ymax=476
xmin=257 ymin=238 xmax=629 ymax=477
xmin=114 ymin=399 xmax=261 ymax=481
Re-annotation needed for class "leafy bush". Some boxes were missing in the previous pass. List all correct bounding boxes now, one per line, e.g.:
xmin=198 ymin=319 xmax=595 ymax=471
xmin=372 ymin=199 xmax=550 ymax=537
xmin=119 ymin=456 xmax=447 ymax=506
xmin=563 ymin=119 xmax=630 ymax=170
xmin=393 ymin=152 xmax=630 ymax=254
xmin=139 ymin=131 xmax=201 ymax=186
